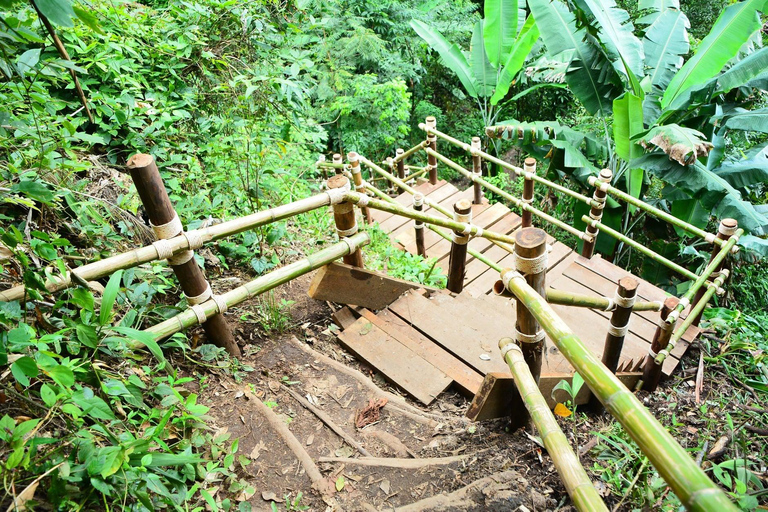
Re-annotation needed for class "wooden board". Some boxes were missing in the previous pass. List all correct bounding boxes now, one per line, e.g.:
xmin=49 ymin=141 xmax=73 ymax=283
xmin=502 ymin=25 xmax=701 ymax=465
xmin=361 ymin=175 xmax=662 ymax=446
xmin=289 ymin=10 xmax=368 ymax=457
xmin=307 ymin=262 xmax=441 ymax=311
xmin=466 ymin=371 xmax=642 ymax=421
xmin=331 ymin=306 xmax=357 ymax=330
xmin=337 ymin=316 xmax=452 ymax=405
xmin=370 ymin=180 xmax=447 ymax=224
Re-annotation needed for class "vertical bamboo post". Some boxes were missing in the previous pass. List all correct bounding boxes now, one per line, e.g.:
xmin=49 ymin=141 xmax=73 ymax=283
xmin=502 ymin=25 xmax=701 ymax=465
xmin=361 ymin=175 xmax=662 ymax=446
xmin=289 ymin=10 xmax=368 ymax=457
xmin=332 ymin=153 xmax=343 ymax=175
xmin=691 ymin=218 xmax=737 ymax=326
xmin=413 ymin=193 xmax=426 ymax=258
xmin=447 ymin=199 xmax=472 ymax=293
xmin=327 ymin=175 xmax=364 ymax=268
xmin=581 ymin=168 xmax=612 ymax=259
xmin=426 ymin=116 xmax=438 ymax=185
xmin=641 ymin=297 xmax=678 ymax=392
xmin=317 ymin=155 xmax=327 ymax=182
xmin=347 ymin=152 xmax=371 ymax=224
xmin=471 ymin=137 xmax=483 ymax=205
xmin=126 ymin=154 xmax=239 ymax=356
xmin=396 ymin=148 xmax=406 ymax=189
xmin=521 ymin=158 xmax=536 ymax=228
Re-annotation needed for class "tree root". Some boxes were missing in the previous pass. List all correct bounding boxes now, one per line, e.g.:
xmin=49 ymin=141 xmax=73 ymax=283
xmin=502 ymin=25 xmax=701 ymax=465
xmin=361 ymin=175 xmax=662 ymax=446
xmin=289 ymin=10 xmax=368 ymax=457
xmin=317 ymin=454 xmax=469 ymax=469
xmin=395 ymin=470 xmax=519 ymax=511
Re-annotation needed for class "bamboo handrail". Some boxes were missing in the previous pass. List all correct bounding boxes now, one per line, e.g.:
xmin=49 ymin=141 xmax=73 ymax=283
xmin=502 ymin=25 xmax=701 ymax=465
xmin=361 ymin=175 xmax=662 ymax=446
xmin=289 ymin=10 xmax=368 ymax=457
xmin=655 ymin=269 xmax=729 ymax=364
xmin=494 ymin=283 xmax=663 ymax=311
xmin=497 ymin=269 xmax=739 ymax=511
xmin=428 ymin=148 xmax=592 ymax=241
xmin=582 ymin=216 xmax=700 ymax=281
xmin=499 ymin=339 xmax=610 ymax=511
xmin=140 ymin=233 xmax=370 ymax=343
xmin=391 ymin=140 xmax=429 ymax=163
xmin=0 ymin=192 xmax=340 ymax=302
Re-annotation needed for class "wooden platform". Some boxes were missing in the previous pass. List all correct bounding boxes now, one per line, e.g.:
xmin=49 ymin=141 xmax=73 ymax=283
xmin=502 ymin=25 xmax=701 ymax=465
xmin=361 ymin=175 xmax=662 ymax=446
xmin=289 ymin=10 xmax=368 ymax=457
xmin=327 ymin=181 xmax=699 ymax=404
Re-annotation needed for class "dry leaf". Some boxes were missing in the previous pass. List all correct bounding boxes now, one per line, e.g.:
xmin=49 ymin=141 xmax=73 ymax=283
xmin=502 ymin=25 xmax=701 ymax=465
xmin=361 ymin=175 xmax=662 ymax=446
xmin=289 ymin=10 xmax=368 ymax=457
xmin=7 ymin=479 xmax=38 ymax=512
xmin=261 ymin=491 xmax=277 ymax=502
xmin=553 ymin=403 xmax=572 ymax=418
xmin=379 ymin=479 xmax=391 ymax=494
xmin=306 ymin=434 xmax=314 ymax=446
xmin=249 ymin=440 xmax=266 ymax=460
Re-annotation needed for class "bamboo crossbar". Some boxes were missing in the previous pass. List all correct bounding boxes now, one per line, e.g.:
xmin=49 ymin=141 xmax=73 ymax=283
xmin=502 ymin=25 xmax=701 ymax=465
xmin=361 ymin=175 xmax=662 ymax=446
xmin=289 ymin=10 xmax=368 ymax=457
xmin=0 ymin=193 xmax=337 ymax=302
xmin=427 ymin=148 xmax=592 ymax=242
xmin=405 ymin=165 xmax=431 ymax=181
xmin=499 ymin=339 xmax=610 ymax=511
xmin=655 ymin=270 xmax=729 ymax=365
xmin=140 ymin=233 xmax=370 ymax=343
xmin=418 ymin=123 xmax=596 ymax=208
xmin=582 ymin=217 xmax=700 ymax=281
xmin=390 ymin=141 xmax=428 ymax=163
xmin=544 ymin=288 xmax=663 ymax=312
xmin=317 ymin=162 xmax=346 ymax=169
xmin=497 ymin=269 xmax=739 ymax=512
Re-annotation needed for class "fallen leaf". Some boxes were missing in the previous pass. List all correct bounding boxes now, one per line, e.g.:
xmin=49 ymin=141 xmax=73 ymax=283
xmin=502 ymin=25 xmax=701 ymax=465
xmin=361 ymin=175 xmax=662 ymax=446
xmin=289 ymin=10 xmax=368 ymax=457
xmin=335 ymin=475 xmax=346 ymax=492
xmin=268 ymin=380 xmax=280 ymax=393
xmin=554 ymin=403 xmax=572 ymax=418
xmin=359 ymin=322 xmax=373 ymax=335
xmin=250 ymin=440 xmax=266 ymax=460
xmin=379 ymin=479 xmax=391 ymax=494
xmin=335 ymin=445 xmax=355 ymax=458
xmin=306 ymin=434 xmax=314 ymax=446
xmin=8 ymin=478 xmax=39 ymax=511
xmin=261 ymin=491 xmax=277 ymax=502
xmin=708 ymin=435 xmax=730 ymax=460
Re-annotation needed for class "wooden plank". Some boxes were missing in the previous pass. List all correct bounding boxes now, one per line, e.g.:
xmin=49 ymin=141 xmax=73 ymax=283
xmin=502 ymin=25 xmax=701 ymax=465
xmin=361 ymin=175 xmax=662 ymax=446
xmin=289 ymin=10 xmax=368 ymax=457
xmin=377 ymin=181 xmax=458 ymax=233
xmin=466 ymin=371 xmax=642 ymax=421
xmin=331 ymin=306 xmax=358 ymax=330
xmin=308 ymin=262 xmax=439 ymax=311
xmin=337 ymin=316 xmax=452 ymax=405
xmin=387 ymin=291 xmax=511 ymax=375
xmin=370 ymin=180 xmax=447 ymax=224
xmin=355 ymin=307 xmax=484 ymax=396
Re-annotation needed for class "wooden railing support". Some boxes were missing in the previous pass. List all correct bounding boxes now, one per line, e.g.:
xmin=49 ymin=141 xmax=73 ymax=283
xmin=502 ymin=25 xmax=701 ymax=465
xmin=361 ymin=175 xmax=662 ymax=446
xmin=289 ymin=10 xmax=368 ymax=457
xmin=328 ymin=175 xmax=364 ymax=268
xmin=690 ymin=218 xmax=737 ymax=326
xmin=514 ymin=228 xmax=547 ymax=384
xmin=471 ymin=137 xmax=483 ymax=205
xmin=447 ymin=199 xmax=472 ymax=293
xmin=581 ymin=168 xmax=612 ymax=258
xmin=641 ymin=297 xmax=678 ymax=392
xmin=413 ymin=193 xmax=426 ymax=258
xmin=521 ymin=158 xmax=536 ymax=228
xmin=426 ymin=116 xmax=438 ymax=184
xmin=127 ymin=154 xmax=239 ymax=356
xmin=317 ymin=155 xmax=327 ymax=182
xmin=347 ymin=152 xmax=371 ymax=224
xmin=396 ymin=148 xmax=405 ymax=192
xmin=332 ymin=153 xmax=343 ymax=175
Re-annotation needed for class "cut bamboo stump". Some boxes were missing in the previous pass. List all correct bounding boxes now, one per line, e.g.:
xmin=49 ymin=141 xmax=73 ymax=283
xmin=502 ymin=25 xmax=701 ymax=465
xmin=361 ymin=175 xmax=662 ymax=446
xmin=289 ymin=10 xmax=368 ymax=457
xmin=348 ymin=152 xmax=371 ymax=224
xmin=581 ymin=169 xmax=612 ymax=259
xmin=413 ymin=193 xmax=426 ymax=258
xmin=691 ymin=218 xmax=737 ymax=326
xmin=521 ymin=158 xmax=535 ymax=228
xmin=426 ymin=116 xmax=437 ymax=184
xmin=642 ymin=297 xmax=678 ymax=391
xmin=327 ymin=175 xmax=364 ymax=268
xmin=471 ymin=137 xmax=482 ymax=205
xmin=127 ymin=153 xmax=239 ymax=356
xmin=447 ymin=199 xmax=472 ymax=293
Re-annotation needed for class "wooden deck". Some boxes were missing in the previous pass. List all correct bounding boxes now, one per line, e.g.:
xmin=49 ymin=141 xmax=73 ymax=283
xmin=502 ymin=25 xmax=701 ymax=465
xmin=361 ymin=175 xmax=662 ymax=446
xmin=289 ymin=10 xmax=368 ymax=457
xmin=357 ymin=179 xmax=699 ymax=398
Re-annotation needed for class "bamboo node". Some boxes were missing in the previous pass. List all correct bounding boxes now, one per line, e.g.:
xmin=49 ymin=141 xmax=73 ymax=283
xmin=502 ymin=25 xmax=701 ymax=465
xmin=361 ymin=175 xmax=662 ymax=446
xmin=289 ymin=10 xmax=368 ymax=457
xmin=151 ymin=213 xmax=183 ymax=239
xmin=187 ymin=283 xmax=212 ymax=305
xmin=191 ymin=304 xmax=207 ymax=324
xmin=212 ymin=294 xmax=228 ymax=315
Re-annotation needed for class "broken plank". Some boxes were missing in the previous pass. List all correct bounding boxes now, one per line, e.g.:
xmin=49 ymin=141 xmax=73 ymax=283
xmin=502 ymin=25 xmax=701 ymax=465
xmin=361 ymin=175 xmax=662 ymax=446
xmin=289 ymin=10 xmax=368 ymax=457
xmin=337 ymin=316 xmax=452 ymax=405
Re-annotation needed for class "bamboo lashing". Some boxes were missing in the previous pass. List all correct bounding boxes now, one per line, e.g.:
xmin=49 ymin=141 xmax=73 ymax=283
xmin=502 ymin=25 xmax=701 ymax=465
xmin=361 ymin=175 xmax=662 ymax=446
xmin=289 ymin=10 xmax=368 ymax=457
xmin=332 ymin=153 xmax=344 ymax=174
xmin=496 ymin=270 xmax=740 ymax=511
xmin=498 ymin=339 xmax=610 ymax=512
xmin=581 ymin=169 xmax=612 ymax=258
xmin=541 ymin=288 xmax=662 ymax=312
xmin=521 ymin=158 xmax=535 ymax=228
xmin=641 ymin=297 xmax=679 ymax=392
xmin=471 ymin=137 xmax=483 ymax=205
xmin=425 ymin=116 xmax=438 ymax=184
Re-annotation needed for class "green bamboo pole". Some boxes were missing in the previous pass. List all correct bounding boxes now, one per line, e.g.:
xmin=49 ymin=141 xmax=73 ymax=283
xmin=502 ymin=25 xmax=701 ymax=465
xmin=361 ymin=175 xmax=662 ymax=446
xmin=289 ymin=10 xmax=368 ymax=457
xmin=582 ymin=216 xmax=699 ymax=281
xmin=140 ymin=233 xmax=370 ymax=343
xmin=655 ymin=270 xmax=729 ymax=365
xmin=427 ymin=148 xmax=592 ymax=241
xmin=418 ymin=123 xmax=597 ymax=208
xmin=390 ymin=140 xmax=428 ymax=163
xmin=494 ymin=283 xmax=663 ymax=311
xmin=0 ymin=192 xmax=338 ymax=302
xmin=586 ymin=176 xmax=730 ymax=251
xmin=405 ymin=165 xmax=431 ymax=181
xmin=317 ymin=162 xmax=347 ymax=169
xmin=497 ymin=269 xmax=739 ymax=512
xmin=498 ymin=339 xmax=610 ymax=512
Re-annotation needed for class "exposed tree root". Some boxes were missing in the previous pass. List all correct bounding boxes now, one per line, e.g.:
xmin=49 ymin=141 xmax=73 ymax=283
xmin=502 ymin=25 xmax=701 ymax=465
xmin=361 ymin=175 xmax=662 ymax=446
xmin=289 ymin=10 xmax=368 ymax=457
xmin=395 ymin=470 xmax=519 ymax=511
xmin=317 ymin=454 xmax=469 ymax=469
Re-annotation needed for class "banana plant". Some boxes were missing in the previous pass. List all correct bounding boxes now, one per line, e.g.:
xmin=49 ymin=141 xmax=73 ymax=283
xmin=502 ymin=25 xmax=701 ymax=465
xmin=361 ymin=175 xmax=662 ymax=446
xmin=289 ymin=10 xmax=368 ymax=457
xmin=410 ymin=0 xmax=540 ymax=131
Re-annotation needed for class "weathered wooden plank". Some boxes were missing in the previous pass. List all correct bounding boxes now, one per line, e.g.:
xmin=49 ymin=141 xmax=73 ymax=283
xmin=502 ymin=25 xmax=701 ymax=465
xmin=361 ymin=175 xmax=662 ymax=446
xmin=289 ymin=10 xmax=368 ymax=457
xmin=466 ymin=371 xmax=642 ymax=421
xmin=308 ymin=262 xmax=440 ymax=311
xmin=370 ymin=180 xmax=447 ymax=224
xmin=331 ymin=306 xmax=358 ymax=330
xmin=355 ymin=307 xmax=484 ymax=396
xmin=337 ymin=316 xmax=452 ymax=405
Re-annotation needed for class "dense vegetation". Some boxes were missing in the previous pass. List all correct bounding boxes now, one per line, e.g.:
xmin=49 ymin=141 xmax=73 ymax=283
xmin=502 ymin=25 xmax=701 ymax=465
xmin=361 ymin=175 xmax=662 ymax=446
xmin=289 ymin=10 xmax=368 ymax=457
xmin=1 ymin=0 xmax=767 ymax=509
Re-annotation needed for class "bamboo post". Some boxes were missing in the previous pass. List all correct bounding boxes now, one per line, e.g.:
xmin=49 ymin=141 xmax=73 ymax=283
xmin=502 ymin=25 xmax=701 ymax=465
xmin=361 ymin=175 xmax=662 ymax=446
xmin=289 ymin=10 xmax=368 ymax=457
xmin=690 ymin=218 xmax=737 ymax=326
xmin=426 ymin=116 xmax=438 ymax=184
xmin=499 ymin=340 xmax=610 ymax=512
xmin=328 ymin=175 xmax=364 ymax=268
xmin=347 ymin=152 xmax=371 ymax=224
xmin=127 ymin=154 xmax=239 ymax=356
xmin=317 ymin=155 xmax=327 ymax=182
xmin=332 ymin=153 xmax=343 ymax=175
xmin=641 ymin=297 xmax=678 ymax=392
xmin=581 ymin=169 xmax=612 ymax=259
xmin=396 ymin=148 xmax=406 ymax=191
xmin=471 ymin=137 xmax=483 ymax=204
xmin=447 ymin=199 xmax=472 ymax=293
xmin=521 ymin=158 xmax=536 ymax=228
xmin=413 ymin=193 xmax=426 ymax=258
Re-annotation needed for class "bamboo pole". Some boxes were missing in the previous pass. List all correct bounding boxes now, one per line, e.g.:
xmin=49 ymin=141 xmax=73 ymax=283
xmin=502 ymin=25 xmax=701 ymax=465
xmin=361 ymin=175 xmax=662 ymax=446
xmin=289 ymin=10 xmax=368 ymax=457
xmin=498 ymin=339 xmax=610 ymax=512
xmin=581 ymin=169 xmax=612 ymax=259
xmin=0 ymin=193 xmax=337 ymax=303
xmin=391 ymin=140 xmax=428 ymax=164
xmin=425 ymin=117 xmax=438 ymax=184
xmin=414 ymin=193 xmax=426 ymax=258
xmin=127 ymin=154 xmax=239 ymax=356
xmin=641 ymin=297 xmax=678 ymax=392
xmin=496 ymin=270 xmax=739 ymax=512
xmin=690 ymin=219 xmax=737 ymax=326
xmin=655 ymin=270 xmax=729 ymax=365
xmin=471 ymin=137 xmax=483 ymax=205
xmin=316 ymin=155 xmax=328 ymax=182
xmin=521 ymin=158 xmax=536 ymax=228
xmin=396 ymin=148 xmax=406 ymax=192
xmin=544 ymin=288 xmax=661 ymax=311
xmin=332 ymin=153 xmax=344 ymax=174
xmin=447 ymin=199 xmax=472 ymax=293
xmin=427 ymin=148 xmax=592 ymax=241
xmin=142 ymin=233 xmax=369 ymax=342
xmin=405 ymin=165 xmax=430 ymax=182
xmin=328 ymin=175 xmax=364 ymax=268
xmin=419 ymin=123 xmax=596 ymax=208
xmin=347 ymin=152 xmax=371 ymax=224
xmin=582 ymin=216 xmax=699 ymax=281
xmin=317 ymin=161 xmax=345 ymax=170
xmin=587 ymin=176 xmax=730 ymax=251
